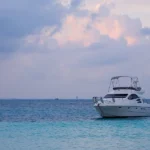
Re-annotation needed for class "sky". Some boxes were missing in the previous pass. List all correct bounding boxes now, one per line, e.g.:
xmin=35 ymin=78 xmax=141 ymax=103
xmin=0 ymin=0 xmax=150 ymax=99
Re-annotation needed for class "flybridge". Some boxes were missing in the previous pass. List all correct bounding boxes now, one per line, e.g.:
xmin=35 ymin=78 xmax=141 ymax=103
xmin=108 ymin=76 xmax=142 ymax=92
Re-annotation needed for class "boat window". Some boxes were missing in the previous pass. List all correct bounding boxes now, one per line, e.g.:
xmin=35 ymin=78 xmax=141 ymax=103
xmin=104 ymin=94 xmax=128 ymax=98
xmin=128 ymin=94 xmax=139 ymax=100
xmin=147 ymin=100 xmax=150 ymax=104
xmin=143 ymin=99 xmax=150 ymax=104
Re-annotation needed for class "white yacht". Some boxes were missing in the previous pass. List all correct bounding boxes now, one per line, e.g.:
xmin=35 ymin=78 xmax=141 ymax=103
xmin=93 ymin=76 xmax=150 ymax=118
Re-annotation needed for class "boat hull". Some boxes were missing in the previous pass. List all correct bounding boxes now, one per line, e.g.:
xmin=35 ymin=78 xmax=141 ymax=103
xmin=95 ymin=105 xmax=150 ymax=118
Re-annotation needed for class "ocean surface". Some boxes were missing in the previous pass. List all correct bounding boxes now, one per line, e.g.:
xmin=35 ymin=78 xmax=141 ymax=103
xmin=0 ymin=99 xmax=150 ymax=150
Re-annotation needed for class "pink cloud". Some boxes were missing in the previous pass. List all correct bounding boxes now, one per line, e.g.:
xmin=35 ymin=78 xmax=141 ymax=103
xmin=53 ymin=15 xmax=100 ymax=47
xmin=24 ymin=2 xmax=146 ymax=47
xmin=52 ymin=13 xmax=143 ymax=46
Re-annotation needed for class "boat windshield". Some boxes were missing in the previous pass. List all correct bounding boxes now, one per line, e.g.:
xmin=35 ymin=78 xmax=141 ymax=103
xmin=104 ymin=94 xmax=128 ymax=98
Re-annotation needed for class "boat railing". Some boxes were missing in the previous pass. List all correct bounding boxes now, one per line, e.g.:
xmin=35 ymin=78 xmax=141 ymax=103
xmin=93 ymin=97 xmax=116 ymax=104
xmin=93 ymin=97 xmax=103 ymax=103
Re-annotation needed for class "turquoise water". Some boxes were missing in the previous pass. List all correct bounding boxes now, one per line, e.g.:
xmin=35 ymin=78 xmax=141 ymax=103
xmin=0 ymin=100 xmax=150 ymax=150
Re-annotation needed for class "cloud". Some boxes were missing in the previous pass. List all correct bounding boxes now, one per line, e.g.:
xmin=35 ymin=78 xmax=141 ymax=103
xmin=0 ymin=0 xmax=69 ymax=53
xmin=53 ymin=15 xmax=99 ymax=47
xmin=0 ymin=0 xmax=150 ymax=98
xmin=0 ymin=0 xmax=86 ymax=54
xmin=51 ymin=7 xmax=144 ymax=47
